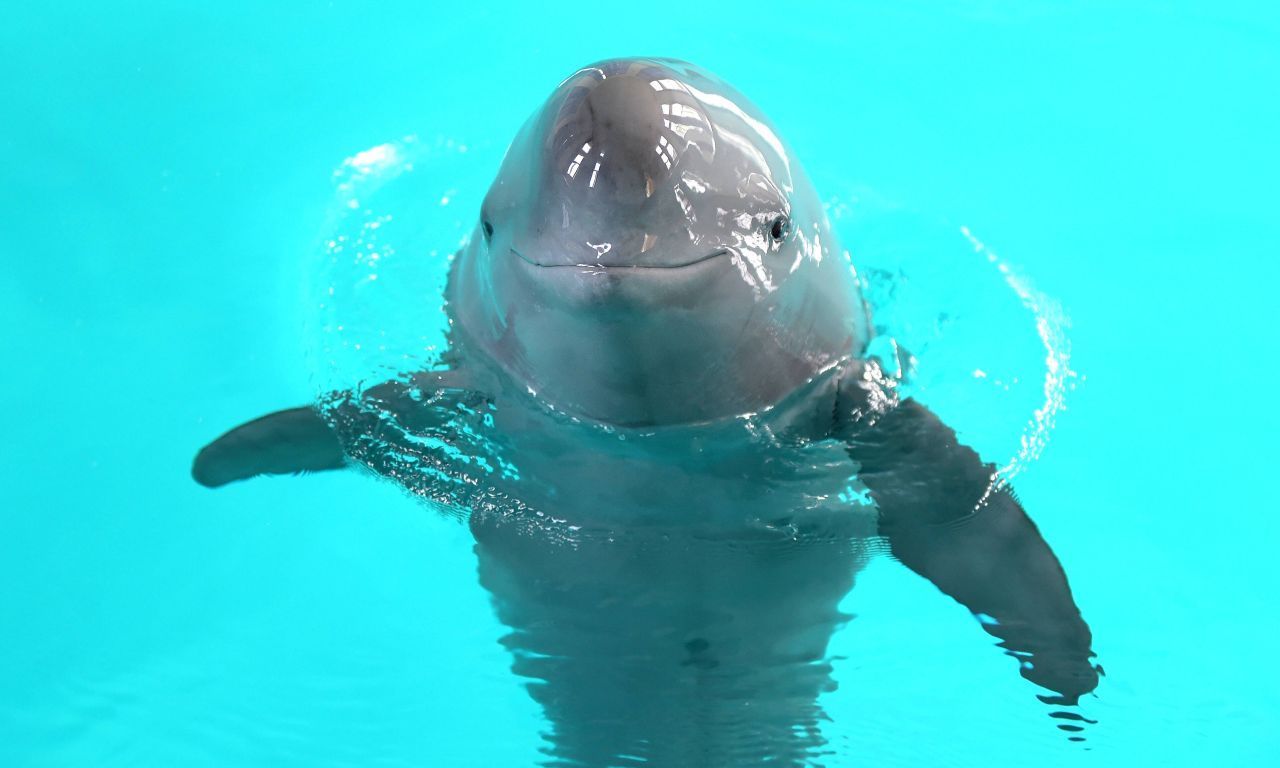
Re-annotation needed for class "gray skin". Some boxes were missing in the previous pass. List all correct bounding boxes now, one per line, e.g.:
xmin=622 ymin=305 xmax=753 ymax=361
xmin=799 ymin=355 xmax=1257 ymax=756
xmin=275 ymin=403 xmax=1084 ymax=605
xmin=194 ymin=58 xmax=1099 ymax=765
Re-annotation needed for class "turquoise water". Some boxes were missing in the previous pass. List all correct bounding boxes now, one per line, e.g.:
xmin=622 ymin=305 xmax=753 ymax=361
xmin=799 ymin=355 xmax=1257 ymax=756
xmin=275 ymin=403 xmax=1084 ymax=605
xmin=3 ymin=2 xmax=1278 ymax=766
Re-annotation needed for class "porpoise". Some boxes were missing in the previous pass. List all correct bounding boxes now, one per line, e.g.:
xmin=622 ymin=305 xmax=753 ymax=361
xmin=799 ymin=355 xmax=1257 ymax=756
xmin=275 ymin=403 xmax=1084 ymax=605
xmin=194 ymin=58 xmax=1099 ymax=764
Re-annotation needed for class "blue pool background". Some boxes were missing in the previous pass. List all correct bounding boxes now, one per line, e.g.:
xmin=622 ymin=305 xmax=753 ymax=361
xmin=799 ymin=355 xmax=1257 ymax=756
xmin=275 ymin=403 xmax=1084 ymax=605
xmin=2 ymin=2 xmax=1277 ymax=765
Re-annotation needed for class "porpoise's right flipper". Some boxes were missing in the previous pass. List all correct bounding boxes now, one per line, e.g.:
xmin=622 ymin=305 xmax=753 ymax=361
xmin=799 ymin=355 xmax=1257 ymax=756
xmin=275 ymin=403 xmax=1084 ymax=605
xmin=192 ymin=369 xmax=488 ymax=490
xmin=192 ymin=406 xmax=346 ymax=488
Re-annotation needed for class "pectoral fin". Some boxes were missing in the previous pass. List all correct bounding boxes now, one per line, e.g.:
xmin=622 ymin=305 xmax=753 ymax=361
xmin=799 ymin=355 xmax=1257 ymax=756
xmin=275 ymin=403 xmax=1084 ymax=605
xmin=837 ymin=380 xmax=1099 ymax=703
xmin=192 ymin=406 xmax=346 ymax=488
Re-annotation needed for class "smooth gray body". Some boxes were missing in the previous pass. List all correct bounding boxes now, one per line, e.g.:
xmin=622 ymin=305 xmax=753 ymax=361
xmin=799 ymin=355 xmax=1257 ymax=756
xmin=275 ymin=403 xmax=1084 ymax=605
xmin=194 ymin=59 xmax=1099 ymax=765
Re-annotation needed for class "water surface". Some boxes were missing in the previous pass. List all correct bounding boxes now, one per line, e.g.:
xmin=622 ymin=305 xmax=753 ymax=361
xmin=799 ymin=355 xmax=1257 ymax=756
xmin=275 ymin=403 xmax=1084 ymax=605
xmin=2 ymin=2 xmax=1278 ymax=765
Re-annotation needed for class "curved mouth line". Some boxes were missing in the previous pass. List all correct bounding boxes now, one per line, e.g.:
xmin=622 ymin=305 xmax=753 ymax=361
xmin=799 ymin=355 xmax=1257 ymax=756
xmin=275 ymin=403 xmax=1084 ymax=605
xmin=512 ymin=248 xmax=729 ymax=270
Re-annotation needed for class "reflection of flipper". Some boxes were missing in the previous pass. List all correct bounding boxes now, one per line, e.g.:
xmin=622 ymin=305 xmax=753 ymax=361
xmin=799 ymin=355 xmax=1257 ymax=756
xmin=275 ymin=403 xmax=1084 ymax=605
xmin=840 ymin=393 xmax=1099 ymax=703
xmin=192 ymin=407 xmax=345 ymax=488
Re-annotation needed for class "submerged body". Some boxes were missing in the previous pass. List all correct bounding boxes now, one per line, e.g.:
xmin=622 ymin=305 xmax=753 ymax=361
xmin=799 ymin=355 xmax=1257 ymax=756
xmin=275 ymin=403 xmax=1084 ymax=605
xmin=467 ymin=382 xmax=872 ymax=765
xmin=194 ymin=58 xmax=1099 ymax=764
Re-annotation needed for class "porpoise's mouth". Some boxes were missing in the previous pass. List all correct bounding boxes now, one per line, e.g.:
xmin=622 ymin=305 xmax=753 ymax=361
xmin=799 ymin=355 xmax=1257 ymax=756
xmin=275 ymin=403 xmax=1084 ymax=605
xmin=512 ymin=248 xmax=730 ymax=270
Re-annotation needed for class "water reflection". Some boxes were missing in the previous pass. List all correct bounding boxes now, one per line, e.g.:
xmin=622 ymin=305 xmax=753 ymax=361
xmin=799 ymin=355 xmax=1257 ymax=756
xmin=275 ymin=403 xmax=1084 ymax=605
xmin=474 ymin=517 xmax=863 ymax=766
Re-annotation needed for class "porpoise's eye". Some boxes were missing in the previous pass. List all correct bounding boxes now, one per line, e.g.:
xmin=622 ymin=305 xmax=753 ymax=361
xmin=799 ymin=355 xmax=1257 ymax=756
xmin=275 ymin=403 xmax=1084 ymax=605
xmin=768 ymin=214 xmax=790 ymax=243
xmin=482 ymin=219 xmax=495 ymax=242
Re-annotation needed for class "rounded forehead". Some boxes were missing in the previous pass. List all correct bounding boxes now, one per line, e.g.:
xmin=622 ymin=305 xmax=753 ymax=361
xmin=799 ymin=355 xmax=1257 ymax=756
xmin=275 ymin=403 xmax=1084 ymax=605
xmin=541 ymin=58 xmax=795 ymax=195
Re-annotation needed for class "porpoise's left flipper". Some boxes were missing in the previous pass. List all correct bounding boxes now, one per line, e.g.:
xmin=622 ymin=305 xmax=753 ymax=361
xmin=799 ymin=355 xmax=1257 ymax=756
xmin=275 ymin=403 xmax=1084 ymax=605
xmin=838 ymin=387 xmax=1099 ymax=703
xmin=192 ymin=406 xmax=346 ymax=488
